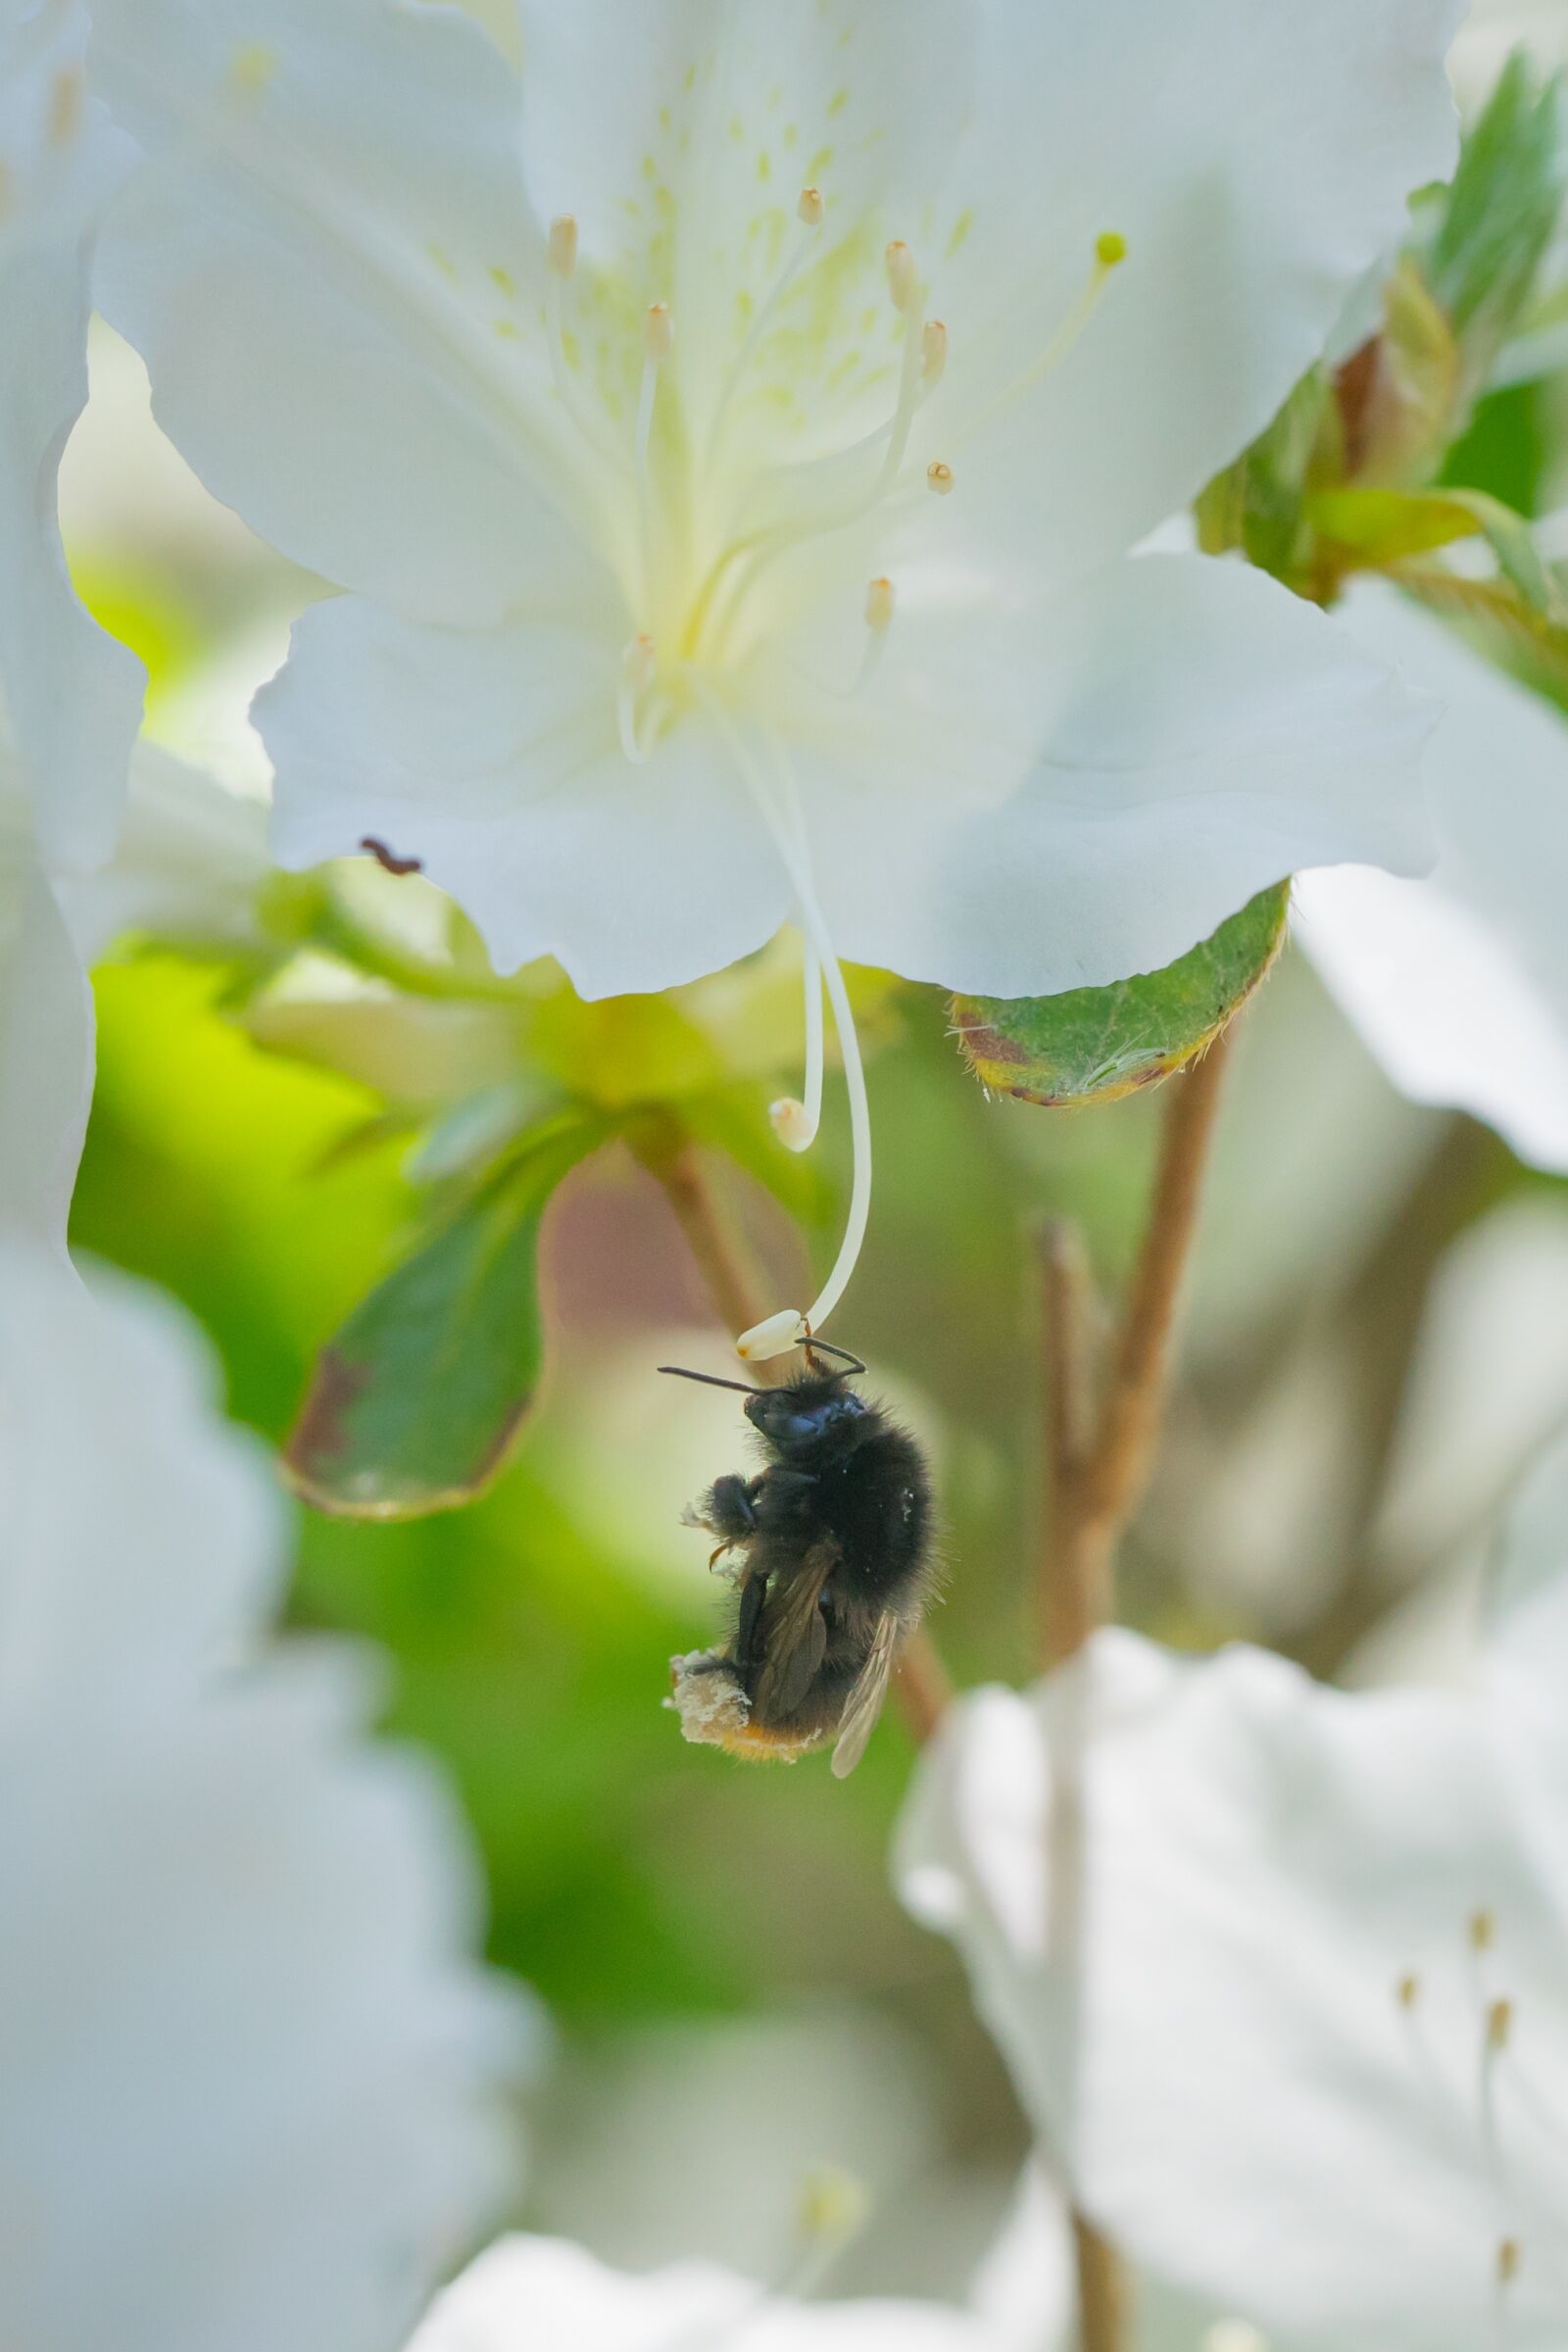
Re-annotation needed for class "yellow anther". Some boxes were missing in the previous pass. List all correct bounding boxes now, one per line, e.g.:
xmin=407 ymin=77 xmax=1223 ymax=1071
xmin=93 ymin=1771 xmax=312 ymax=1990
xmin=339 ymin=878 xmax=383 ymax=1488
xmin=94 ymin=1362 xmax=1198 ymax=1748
xmin=622 ymin=634 xmax=657 ymax=693
xmin=229 ymin=42 xmax=277 ymax=95
xmin=548 ymin=214 xmax=579 ymax=278
xmin=884 ymin=238 xmax=920 ymax=317
xmin=1487 ymin=1996 xmax=1514 ymax=2052
xmin=796 ymin=2165 xmax=869 ymax=2247
xmin=798 ymin=185 xmax=825 ymax=228
xmin=864 ymin=576 xmax=896 ymax=632
xmin=1470 ymin=1910 xmax=1496 ymax=1953
xmin=1497 ymin=2238 xmax=1522 ymax=2287
xmin=1396 ymin=1973 xmax=1420 ymax=2011
xmin=644 ymin=302 xmax=675 ymax=364
xmin=926 ymin=461 xmax=955 ymax=497
xmin=1096 ymin=229 xmax=1128 ymax=269
xmin=49 ymin=66 xmax=83 ymax=144
xmin=737 ymin=1308 xmax=809 ymax=1362
xmin=920 ymin=318 xmax=949 ymax=387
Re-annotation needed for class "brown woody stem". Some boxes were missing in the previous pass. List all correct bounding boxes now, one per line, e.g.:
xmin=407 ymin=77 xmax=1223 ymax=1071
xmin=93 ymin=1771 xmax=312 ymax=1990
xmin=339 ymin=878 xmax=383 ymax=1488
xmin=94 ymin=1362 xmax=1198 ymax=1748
xmin=1040 ymin=1031 xmax=1235 ymax=2352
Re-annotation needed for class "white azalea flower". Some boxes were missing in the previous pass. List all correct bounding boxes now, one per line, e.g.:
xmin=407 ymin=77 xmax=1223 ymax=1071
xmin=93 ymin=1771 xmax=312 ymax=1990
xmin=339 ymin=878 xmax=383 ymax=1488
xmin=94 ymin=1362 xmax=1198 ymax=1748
xmin=90 ymin=0 xmax=1457 ymax=1350
xmin=0 ymin=1232 xmax=525 ymax=2352
xmin=0 ymin=0 xmax=144 ymax=1246
xmin=895 ymin=1428 xmax=1568 ymax=2351
xmin=1295 ymin=580 xmax=1568 ymax=1175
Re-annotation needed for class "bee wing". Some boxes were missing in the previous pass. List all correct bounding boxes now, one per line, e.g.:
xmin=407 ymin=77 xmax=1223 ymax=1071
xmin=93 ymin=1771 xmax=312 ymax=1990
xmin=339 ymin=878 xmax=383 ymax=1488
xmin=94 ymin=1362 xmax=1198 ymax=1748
xmin=752 ymin=1544 xmax=834 ymax=1721
xmin=830 ymin=1611 xmax=902 ymax=1780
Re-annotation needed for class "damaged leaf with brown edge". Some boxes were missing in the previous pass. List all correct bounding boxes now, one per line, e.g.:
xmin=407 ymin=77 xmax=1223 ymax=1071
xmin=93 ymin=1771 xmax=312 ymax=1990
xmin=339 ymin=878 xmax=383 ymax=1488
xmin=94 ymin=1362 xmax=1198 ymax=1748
xmin=287 ymin=1114 xmax=606 ymax=1517
xmin=951 ymin=884 xmax=1289 ymax=1107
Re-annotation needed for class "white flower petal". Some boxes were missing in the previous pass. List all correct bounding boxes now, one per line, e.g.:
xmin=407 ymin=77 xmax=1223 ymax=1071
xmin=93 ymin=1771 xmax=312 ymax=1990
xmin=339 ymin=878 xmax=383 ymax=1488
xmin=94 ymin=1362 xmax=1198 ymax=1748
xmin=407 ymin=2231 xmax=1005 ymax=2352
xmin=57 ymin=739 xmax=272 ymax=961
xmin=515 ymin=0 xmax=973 ymax=452
xmin=924 ymin=0 xmax=1463 ymax=583
xmin=88 ymin=0 xmax=594 ymax=626
xmin=896 ymin=1611 xmax=1568 ymax=2347
xmin=0 ymin=1 xmax=143 ymax=871
xmin=0 ymin=858 xmax=93 ymax=1252
xmin=1296 ymin=581 xmax=1568 ymax=1174
xmin=0 ymin=1247 xmax=525 ymax=2352
xmin=260 ymin=598 xmax=791 ymax=996
xmin=792 ymin=555 xmax=1435 ymax=996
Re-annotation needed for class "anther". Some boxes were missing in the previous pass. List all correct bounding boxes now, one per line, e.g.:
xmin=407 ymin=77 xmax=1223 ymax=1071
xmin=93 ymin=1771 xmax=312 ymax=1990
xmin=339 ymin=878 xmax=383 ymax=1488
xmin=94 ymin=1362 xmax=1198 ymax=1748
xmin=770 ymin=1098 xmax=816 ymax=1152
xmin=1470 ymin=1910 xmax=1496 ymax=1953
xmin=798 ymin=185 xmax=825 ymax=228
xmin=885 ymin=239 xmax=920 ymax=317
xmin=926 ymin=461 xmax=955 ymax=497
xmin=1487 ymin=1996 xmax=1514 ymax=2052
xmin=1396 ymin=1973 xmax=1420 ymax=2011
xmin=1497 ymin=2238 xmax=1522 ymax=2287
xmin=1095 ymin=229 xmax=1129 ymax=270
xmin=644 ymin=302 xmax=675 ymax=365
xmin=796 ymin=2165 xmax=869 ymax=2248
xmin=49 ymin=66 xmax=83 ymax=144
xmin=623 ymin=634 xmax=657 ymax=694
xmin=548 ymin=215 xmax=579 ymax=278
xmin=737 ymin=1308 xmax=809 ymax=1362
xmin=864 ymin=576 xmax=896 ymax=632
xmin=920 ymin=318 xmax=948 ymax=387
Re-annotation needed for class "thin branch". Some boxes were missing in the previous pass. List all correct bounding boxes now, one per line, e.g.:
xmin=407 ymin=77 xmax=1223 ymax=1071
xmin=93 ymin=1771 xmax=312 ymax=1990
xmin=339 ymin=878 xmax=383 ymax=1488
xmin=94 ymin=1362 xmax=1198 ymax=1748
xmin=645 ymin=1132 xmax=950 ymax=1746
xmin=1037 ymin=1034 xmax=1235 ymax=2352
xmin=1040 ymin=1217 xmax=1101 ymax=1665
xmin=648 ymin=1132 xmax=777 ymax=1358
xmin=1073 ymin=1031 xmax=1234 ymax=1593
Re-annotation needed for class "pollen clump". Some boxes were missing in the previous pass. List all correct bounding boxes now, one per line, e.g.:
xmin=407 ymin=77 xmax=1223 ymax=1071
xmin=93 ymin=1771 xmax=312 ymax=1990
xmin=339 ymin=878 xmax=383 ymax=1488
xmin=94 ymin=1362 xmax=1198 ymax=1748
xmin=228 ymin=42 xmax=277 ymax=96
xmin=926 ymin=461 xmax=955 ymax=497
xmin=1096 ymin=229 xmax=1129 ymax=269
xmin=49 ymin=66 xmax=83 ymax=144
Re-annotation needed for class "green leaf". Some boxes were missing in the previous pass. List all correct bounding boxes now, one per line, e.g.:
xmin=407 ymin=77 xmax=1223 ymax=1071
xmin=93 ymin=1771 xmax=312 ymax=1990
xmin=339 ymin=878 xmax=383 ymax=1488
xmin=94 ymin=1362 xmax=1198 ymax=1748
xmin=1338 ymin=256 xmax=1462 ymax=491
xmin=1425 ymin=52 xmax=1566 ymax=396
xmin=950 ymin=886 xmax=1289 ymax=1108
xmin=1393 ymin=562 xmax=1568 ymax=699
xmin=1309 ymin=485 xmax=1562 ymax=618
xmin=1195 ymin=368 xmax=1332 ymax=586
xmin=286 ymin=1114 xmax=606 ymax=1518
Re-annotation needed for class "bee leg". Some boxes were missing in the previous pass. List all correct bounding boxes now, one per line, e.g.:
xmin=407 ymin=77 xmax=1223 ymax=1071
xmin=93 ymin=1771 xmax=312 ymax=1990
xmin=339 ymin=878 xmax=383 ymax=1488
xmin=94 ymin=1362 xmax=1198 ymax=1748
xmin=684 ymin=1473 xmax=761 ymax=1572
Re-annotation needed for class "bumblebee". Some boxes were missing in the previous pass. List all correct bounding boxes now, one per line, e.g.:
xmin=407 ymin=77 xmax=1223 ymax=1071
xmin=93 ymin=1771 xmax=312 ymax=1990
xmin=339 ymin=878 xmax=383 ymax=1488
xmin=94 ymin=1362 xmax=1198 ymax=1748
xmin=662 ymin=1342 xmax=936 ymax=1777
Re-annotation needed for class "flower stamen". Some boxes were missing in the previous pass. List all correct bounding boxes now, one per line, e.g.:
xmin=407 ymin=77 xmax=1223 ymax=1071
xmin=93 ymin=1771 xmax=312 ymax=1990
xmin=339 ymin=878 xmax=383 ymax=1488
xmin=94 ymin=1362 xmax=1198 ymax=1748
xmin=852 ymin=573 xmax=896 ymax=694
xmin=546 ymin=213 xmax=631 ymax=481
xmin=617 ymin=633 xmax=658 ymax=764
xmin=704 ymin=186 xmax=827 ymax=466
xmin=691 ymin=698 xmax=872 ymax=1358
xmin=965 ymin=229 xmax=1129 ymax=441
xmin=771 ymin=938 xmax=824 ymax=1152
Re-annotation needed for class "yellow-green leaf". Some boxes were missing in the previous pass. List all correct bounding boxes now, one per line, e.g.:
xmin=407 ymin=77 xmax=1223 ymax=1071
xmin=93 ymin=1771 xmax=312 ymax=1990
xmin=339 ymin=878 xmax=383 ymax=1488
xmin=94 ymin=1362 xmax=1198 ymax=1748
xmin=285 ymin=1115 xmax=604 ymax=1518
xmin=951 ymin=886 xmax=1289 ymax=1108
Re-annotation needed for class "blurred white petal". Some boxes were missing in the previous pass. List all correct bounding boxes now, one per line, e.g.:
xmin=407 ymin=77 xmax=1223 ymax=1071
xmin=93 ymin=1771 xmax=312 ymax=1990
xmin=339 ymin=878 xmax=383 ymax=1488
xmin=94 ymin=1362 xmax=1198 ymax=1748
xmin=896 ymin=1433 xmax=1568 ymax=2347
xmin=407 ymin=2231 xmax=1022 ymax=2352
xmin=0 ymin=1243 xmax=528 ymax=2352
xmin=1296 ymin=581 xmax=1568 ymax=1174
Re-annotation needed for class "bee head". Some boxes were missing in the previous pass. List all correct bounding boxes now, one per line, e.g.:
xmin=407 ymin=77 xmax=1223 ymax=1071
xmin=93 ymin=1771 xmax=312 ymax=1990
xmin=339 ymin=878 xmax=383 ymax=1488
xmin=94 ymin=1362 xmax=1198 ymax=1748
xmin=658 ymin=1341 xmax=869 ymax=1458
xmin=744 ymin=1374 xmax=867 ymax=1452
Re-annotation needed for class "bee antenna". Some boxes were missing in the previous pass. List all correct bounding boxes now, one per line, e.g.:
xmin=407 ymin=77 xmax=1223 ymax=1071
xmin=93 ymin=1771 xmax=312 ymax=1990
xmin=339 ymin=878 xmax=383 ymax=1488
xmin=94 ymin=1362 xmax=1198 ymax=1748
xmin=801 ymin=1340 xmax=866 ymax=1377
xmin=657 ymin=1364 xmax=765 ymax=1396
